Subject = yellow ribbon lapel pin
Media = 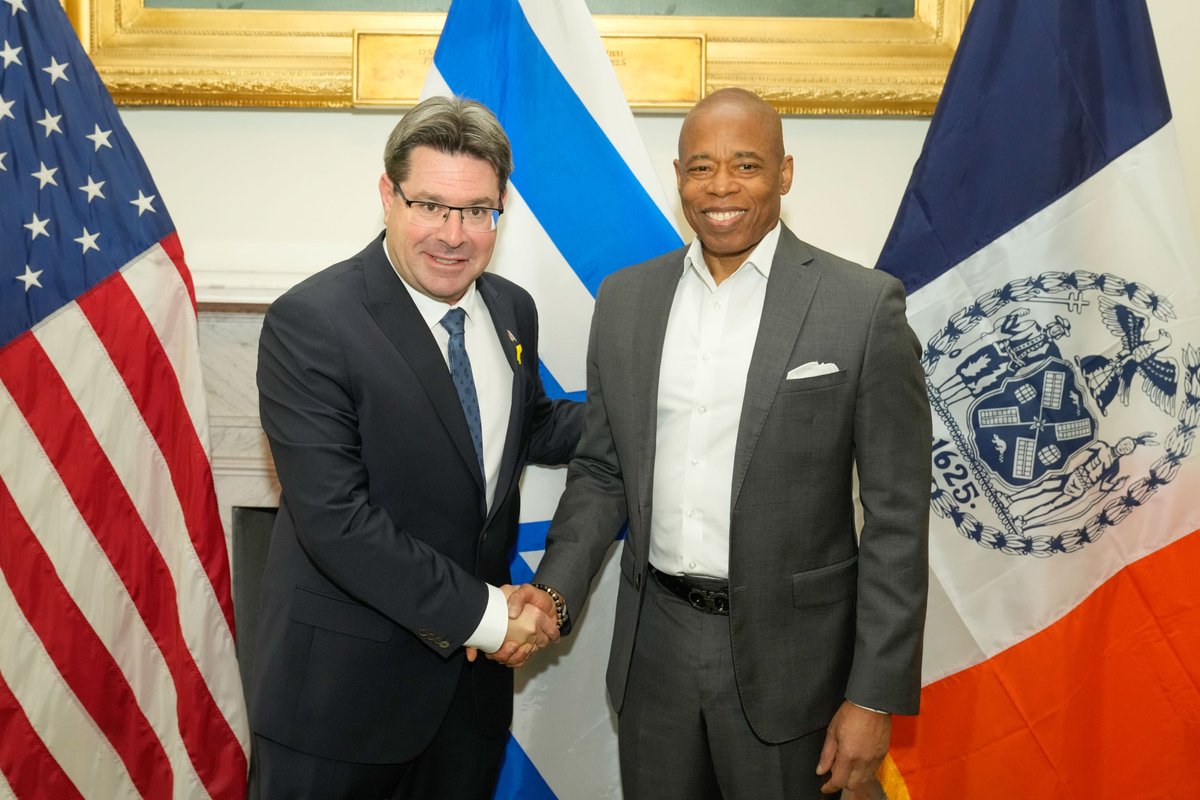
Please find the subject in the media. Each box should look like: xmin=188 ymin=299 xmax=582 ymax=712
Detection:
xmin=507 ymin=330 xmax=523 ymax=365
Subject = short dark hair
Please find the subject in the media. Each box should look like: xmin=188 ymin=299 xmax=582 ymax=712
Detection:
xmin=383 ymin=96 xmax=513 ymax=196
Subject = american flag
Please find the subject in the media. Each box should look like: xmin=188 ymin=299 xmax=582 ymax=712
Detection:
xmin=0 ymin=0 xmax=249 ymax=797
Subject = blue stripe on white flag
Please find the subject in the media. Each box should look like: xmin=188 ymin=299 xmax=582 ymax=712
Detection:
xmin=433 ymin=0 xmax=681 ymax=295
xmin=509 ymin=520 xmax=551 ymax=584
xmin=875 ymin=0 xmax=1172 ymax=294
xmin=538 ymin=361 xmax=586 ymax=404
xmin=427 ymin=3 xmax=674 ymax=798
xmin=495 ymin=738 xmax=557 ymax=800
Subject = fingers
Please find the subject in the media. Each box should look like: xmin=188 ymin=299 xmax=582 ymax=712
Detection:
xmin=525 ymin=586 xmax=557 ymax=619
xmin=819 ymin=751 xmax=853 ymax=795
xmin=527 ymin=602 xmax=560 ymax=645
xmin=816 ymin=729 xmax=837 ymax=791
xmin=484 ymin=640 xmax=528 ymax=667
xmin=526 ymin=586 xmax=561 ymax=643
xmin=502 ymin=583 xmax=531 ymax=618
xmin=816 ymin=701 xmax=891 ymax=794
xmin=465 ymin=646 xmax=478 ymax=663
xmin=484 ymin=601 xmax=554 ymax=668
xmin=505 ymin=584 xmax=557 ymax=622
xmin=483 ymin=639 xmax=540 ymax=668
xmin=503 ymin=584 xmax=560 ymax=641
xmin=481 ymin=584 xmax=566 ymax=668
xmin=849 ymin=778 xmax=888 ymax=800
xmin=500 ymin=642 xmax=536 ymax=669
xmin=838 ymin=766 xmax=881 ymax=795
xmin=509 ymin=603 xmax=551 ymax=648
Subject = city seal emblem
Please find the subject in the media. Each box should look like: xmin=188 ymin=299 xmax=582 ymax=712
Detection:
xmin=920 ymin=271 xmax=1199 ymax=556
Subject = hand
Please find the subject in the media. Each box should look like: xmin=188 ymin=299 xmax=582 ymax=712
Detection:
xmin=485 ymin=584 xmax=560 ymax=668
xmin=489 ymin=594 xmax=552 ymax=667
xmin=816 ymin=701 xmax=891 ymax=795
xmin=843 ymin=778 xmax=888 ymax=800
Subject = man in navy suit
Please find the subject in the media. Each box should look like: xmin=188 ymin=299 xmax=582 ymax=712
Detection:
xmin=249 ymin=96 xmax=582 ymax=799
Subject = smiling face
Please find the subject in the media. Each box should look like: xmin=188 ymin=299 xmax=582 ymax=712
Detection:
xmin=379 ymin=145 xmax=505 ymax=304
xmin=674 ymin=89 xmax=794 ymax=281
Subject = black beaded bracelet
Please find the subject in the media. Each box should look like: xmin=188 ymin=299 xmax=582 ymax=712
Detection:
xmin=532 ymin=583 xmax=568 ymax=630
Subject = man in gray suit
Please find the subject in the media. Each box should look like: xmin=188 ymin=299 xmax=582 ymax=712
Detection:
xmin=502 ymin=88 xmax=931 ymax=798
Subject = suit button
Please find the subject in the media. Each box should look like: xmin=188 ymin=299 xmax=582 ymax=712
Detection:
xmin=439 ymin=640 xmax=449 ymax=649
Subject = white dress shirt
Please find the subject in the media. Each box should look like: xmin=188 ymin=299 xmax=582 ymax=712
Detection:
xmin=644 ymin=229 xmax=887 ymax=717
xmin=386 ymin=243 xmax=512 ymax=652
xmin=649 ymin=223 xmax=782 ymax=580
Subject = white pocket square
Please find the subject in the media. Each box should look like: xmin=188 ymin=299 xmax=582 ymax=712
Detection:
xmin=786 ymin=361 xmax=839 ymax=380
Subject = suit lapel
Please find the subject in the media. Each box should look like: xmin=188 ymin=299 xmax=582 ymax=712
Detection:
xmin=361 ymin=235 xmax=485 ymax=495
xmin=477 ymin=274 xmax=525 ymax=528
xmin=731 ymin=227 xmax=821 ymax=509
xmin=632 ymin=251 xmax=687 ymax=534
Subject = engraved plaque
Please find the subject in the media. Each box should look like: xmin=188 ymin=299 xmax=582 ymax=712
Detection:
xmin=354 ymin=31 xmax=704 ymax=108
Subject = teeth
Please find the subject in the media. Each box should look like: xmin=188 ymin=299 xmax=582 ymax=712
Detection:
xmin=432 ymin=257 xmax=459 ymax=265
xmin=706 ymin=210 xmax=743 ymax=221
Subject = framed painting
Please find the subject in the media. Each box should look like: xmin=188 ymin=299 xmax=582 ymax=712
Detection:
xmin=65 ymin=0 xmax=971 ymax=114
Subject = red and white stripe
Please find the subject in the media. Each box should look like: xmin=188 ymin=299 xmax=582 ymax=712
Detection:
xmin=0 ymin=236 xmax=249 ymax=798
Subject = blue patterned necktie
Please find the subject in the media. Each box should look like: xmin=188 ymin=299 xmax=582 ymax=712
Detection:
xmin=440 ymin=308 xmax=485 ymax=479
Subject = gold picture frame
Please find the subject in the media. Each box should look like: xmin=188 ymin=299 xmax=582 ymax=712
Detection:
xmin=66 ymin=0 xmax=971 ymax=115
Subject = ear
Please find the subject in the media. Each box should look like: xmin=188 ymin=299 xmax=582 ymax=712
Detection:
xmin=673 ymin=159 xmax=684 ymax=192
xmin=379 ymin=173 xmax=396 ymax=213
xmin=779 ymin=155 xmax=795 ymax=196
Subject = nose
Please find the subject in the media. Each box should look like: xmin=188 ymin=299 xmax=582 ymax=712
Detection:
xmin=707 ymin=164 xmax=739 ymax=196
xmin=436 ymin=208 xmax=468 ymax=245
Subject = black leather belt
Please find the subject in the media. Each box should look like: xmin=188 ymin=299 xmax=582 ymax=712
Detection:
xmin=651 ymin=567 xmax=730 ymax=615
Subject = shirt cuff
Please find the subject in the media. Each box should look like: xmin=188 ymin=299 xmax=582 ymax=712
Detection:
xmin=464 ymin=583 xmax=507 ymax=653
xmin=849 ymin=700 xmax=889 ymax=715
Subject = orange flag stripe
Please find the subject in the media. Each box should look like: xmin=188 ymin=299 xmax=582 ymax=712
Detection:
xmin=889 ymin=528 xmax=1200 ymax=798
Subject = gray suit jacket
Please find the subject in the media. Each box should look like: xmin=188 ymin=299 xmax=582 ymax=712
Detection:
xmin=535 ymin=224 xmax=931 ymax=743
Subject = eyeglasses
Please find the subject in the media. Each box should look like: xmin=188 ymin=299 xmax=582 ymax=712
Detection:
xmin=393 ymin=184 xmax=503 ymax=232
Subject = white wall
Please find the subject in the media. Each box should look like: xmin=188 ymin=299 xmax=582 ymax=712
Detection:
xmin=120 ymin=0 xmax=1199 ymax=304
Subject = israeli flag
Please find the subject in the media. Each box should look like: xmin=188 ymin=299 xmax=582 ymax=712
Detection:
xmin=422 ymin=2 xmax=683 ymax=797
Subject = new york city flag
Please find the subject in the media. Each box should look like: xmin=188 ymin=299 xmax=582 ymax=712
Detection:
xmin=876 ymin=1 xmax=1200 ymax=796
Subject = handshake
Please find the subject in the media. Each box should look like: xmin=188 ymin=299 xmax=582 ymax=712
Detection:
xmin=465 ymin=584 xmax=563 ymax=668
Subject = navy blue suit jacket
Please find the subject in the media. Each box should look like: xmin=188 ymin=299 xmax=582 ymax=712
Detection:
xmin=250 ymin=234 xmax=581 ymax=763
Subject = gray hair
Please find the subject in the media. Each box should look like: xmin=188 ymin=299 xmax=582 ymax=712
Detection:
xmin=383 ymin=96 xmax=513 ymax=196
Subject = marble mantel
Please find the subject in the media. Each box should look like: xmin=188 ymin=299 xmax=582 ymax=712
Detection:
xmin=199 ymin=309 xmax=279 ymax=536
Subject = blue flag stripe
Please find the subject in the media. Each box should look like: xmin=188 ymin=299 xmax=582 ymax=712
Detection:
xmin=494 ymin=736 xmax=557 ymax=800
xmin=509 ymin=548 xmax=535 ymax=585
xmin=516 ymin=519 xmax=551 ymax=554
xmin=875 ymin=0 xmax=1171 ymax=294
xmin=511 ymin=521 xmax=551 ymax=583
xmin=515 ymin=517 xmax=624 ymax=574
xmin=538 ymin=360 xmax=586 ymax=403
xmin=433 ymin=0 xmax=681 ymax=296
